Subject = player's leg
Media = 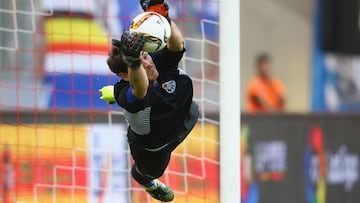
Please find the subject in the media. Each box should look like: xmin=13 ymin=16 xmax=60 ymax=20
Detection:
xmin=166 ymin=101 xmax=199 ymax=152
xmin=132 ymin=102 xmax=198 ymax=201
xmin=133 ymin=101 xmax=199 ymax=179
xmin=128 ymin=102 xmax=199 ymax=201
xmin=130 ymin=144 xmax=175 ymax=202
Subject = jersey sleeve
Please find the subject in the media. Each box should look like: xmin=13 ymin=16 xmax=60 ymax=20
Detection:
xmin=149 ymin=46 xmax=186 ymax=73
xmin=114 ymin=80 xmax=150 ymax=113
xmin=246 ymin=78 xmax=260 ymax=112
xmin=247 ymin=78 xmax=259 ymax=98
xmin=274 ymin=79 xmax=286 ymax=97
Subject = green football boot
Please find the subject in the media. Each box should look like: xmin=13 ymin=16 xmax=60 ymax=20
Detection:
xmin=144 ymin=179 xmax=174 ymax=202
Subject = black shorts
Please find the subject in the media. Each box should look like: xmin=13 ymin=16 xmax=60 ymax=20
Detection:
xmin=127 ymin=102 xmax=199 ymax=179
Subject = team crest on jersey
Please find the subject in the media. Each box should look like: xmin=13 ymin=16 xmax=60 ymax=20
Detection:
xmin=162 ymin=80 xmax=176 ymax=93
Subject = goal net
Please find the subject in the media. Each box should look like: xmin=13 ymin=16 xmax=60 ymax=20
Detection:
xmin=0 ymin=0 xmax=223 ymax=202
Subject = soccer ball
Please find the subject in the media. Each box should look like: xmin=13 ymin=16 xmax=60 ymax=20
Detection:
xmin=129 ymin=12 xmax=171 ymax=53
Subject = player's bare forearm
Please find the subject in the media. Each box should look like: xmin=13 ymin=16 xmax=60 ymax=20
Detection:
xmin=128 ymin=64 xmax=149 ymax=99
xmin=167 ymin=21 xmax=184 ymax=52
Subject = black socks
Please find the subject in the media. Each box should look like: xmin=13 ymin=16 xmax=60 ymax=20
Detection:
xmin=131 ymin=165 xmax=152 ymax=186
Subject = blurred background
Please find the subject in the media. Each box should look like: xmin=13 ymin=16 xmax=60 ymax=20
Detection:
xmin=241 ymin=0 xmax=313 ymax=112
xmin=241 ymin=1 xmax=360 ymax=203
xmin=242 ymin=0 xmax=360 ymax=113
xmin=1 ymin=0 xmax=360 ymax=202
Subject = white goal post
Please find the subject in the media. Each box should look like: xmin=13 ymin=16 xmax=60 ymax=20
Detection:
xmin=219 ymin=0 xmax=241 ymax=202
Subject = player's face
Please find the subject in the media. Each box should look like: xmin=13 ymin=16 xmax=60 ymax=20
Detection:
xmin=258 ymin=61 xmax=271 ymax=77
xmin=141 ymin=52 xmax=159 ymax=81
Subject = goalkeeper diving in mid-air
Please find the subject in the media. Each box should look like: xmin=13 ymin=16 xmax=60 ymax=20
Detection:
xmin=99 ymin=0 xmax=199 ymax=201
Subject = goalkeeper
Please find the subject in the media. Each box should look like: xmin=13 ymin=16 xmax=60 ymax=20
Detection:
xmin=99 ymin=0 xmax=199 ymax=202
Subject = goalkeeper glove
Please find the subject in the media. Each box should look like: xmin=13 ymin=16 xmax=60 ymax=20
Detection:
xmin=112 ymin=30 xmax=145 ymax=68
xmin=99 ymin=85 xmax=115 ymax=104
xmin=140 ymin=0 xmax=170 ymax=22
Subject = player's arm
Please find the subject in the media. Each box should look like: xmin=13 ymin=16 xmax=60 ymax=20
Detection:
xmin=117 ymin=31 xmax=149 ymax=99
xmin=140 ymin=0 xmax=184 ymax=51
xmin=276 ymin=80 xmax=286 ymax=111
xmin=128 ymin=64 xmax=148 ymax=99
xmin=167 ymin=22 xmax=184 ymax=52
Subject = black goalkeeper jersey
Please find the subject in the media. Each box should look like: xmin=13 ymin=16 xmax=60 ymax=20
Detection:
xmin=114 ymin=47 xmax=195 ymax=148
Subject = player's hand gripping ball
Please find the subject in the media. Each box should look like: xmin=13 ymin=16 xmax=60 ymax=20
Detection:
xmin=140 ymin=0 xmax=170 ymax=21
xmin=113 ymin=30 xmax=146 ymax=68
xmin=99 ymin=85 xmax=115 ymax=104
xmin=129 ymin=12 xmax=171 ymax=53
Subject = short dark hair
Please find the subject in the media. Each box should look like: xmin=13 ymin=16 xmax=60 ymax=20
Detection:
xmin=107 ymin=46 xmax=128 ymax=74
xmin=256 ymin=53 xmax=271 ymax=66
